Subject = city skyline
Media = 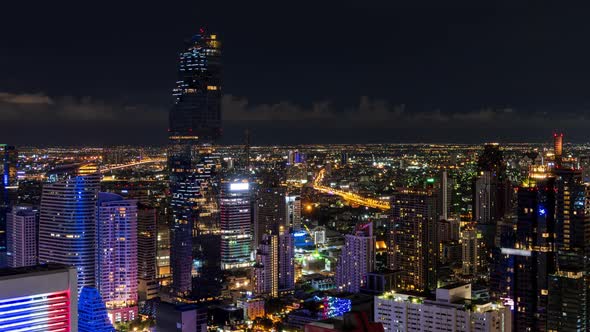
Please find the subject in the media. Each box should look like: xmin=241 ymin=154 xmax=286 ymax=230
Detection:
xmin=3 ymin=2 xmax=590 ymax=145
xmin=4 ymin=3 xmax=590 ymax=332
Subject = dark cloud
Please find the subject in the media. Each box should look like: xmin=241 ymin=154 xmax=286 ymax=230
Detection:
xmin=3 ymin=90 xmax=584 ymax=145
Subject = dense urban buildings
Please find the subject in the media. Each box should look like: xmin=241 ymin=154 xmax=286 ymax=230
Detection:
xmin=6 ymin=15 xmax=590 ymax=331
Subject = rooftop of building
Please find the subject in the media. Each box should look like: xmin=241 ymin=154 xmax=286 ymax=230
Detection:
xmin=0 ymin=263 xmax=73 ymax=279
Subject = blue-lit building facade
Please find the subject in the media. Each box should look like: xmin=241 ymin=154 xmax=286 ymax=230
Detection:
xmin=38 ymin=164 xmax=101 ymax=291
xmin=78 ymin=286 xmax=115 ymax=332
xmin=168 ymin=30 xmax=222 ymax=295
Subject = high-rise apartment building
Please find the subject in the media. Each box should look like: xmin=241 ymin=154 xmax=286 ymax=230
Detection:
xmin=38 ymin=164 xmax=100 ymax=291
xmin=95 ymin=193 xmax=138 ymax=324
xmin=7 ymin=205 xmax=38 ymax=268
xmin=169 ymin=30 xmax=221 ymax=296
xmin=279 ymin=227 xmax=295 ymax=292
xmin=0 ymin=144 xmax=18 ymax=268
xmin=388 ymin=190 xmax=438 ymax=292
xmin=335 ymin=223 xmax=375 ymax=293
xmin=254 ymin=234 xmax=279 ymax=297
xmin=138 ymin=204 xmax=158 ymax=301
xmin=461 ymin=225 xmax=486 ymax=277
xmin=286 ymin=195 xmax=302 ymax=232
xmin=220 ymin=179 xmax=252 ymax=270
xmin=474 ymin=143 xmax=510 ymax=225
xmin=0 ymin=263 xmax=78 ymax=332
xmin=254 ymin=187 xmax=286 ymax=249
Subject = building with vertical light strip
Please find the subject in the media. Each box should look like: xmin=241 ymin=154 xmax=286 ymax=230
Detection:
xmin=254 ymin=234 xmax=279 ymax=297
xmin=96 ymin=193 xmax=138 ymax=324
xmin=220 ymin=180 xmax=252 ymax=270
xmin=0 ymin=263 xmax=78 ymax=332
xmin=38 ymin=164 xmax=100 ymax=291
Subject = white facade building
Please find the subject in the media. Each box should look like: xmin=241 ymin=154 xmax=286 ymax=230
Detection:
xmin=375 ymin=283 xmax=511 ymax=332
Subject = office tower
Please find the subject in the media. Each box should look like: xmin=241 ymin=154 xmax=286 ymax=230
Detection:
xmin=95 ymin=193 xmax=138 ymax=324
xmin=78 ymin=287 xmax=115 ymax=332
xmin=287 ymin=150 xmax=304 ymax=166
xmin=340 ymin=152 xmax=349 ymax=165
xmin=388 ymin=190 xmax=438 ymax=292
xmin=220 ymin=180 xmax=252 ymax=270
xmin=157 ymin=220 xmax=172 ymax=286
xmin=0 ymin=263 xmax=78 ymax=332
xmin=137 ymin=204 xmax=158 ymax=301
xmin=474 ymin=171 xmax=495 ymax=224
xmin=474 ymin=143 xmax=510 ymax=224
xmin=335 ymin=223 xmax=375 ymax=293
xmin=374 ymin=284 xmax=512 ymax=332
xmin=553 ymin=132 xmax=563 ymax=166
xmin=461 ymin=225 xmax=485 ymax=277
xmin=253 ymin=234 xmax=279 ymax=297
xmin=286 ymin=195 xmax=302 ymax=231
xmin=7 ymin=205 xmax=38 ymax=267
xmin=278 ymin=226 xmax=295 ymax=292
xmin=491 ymin=177 xmax=557 ymax=331
xmin=38 ymin=164 xmax=100 ymax=290
xmin=169 ymin=31 xmax=221 ymax=142
xmin=0 ymin=144 xmax=18 ymax=268
xmin=547 ymin=272 xmax=586 ymax=332
xmin=439 ymin=170 xmax=453 ymax=220
xmin=253 ymin=186 xmax=286 ymax=248
xmin=552 ymin=167 xmax=588 ymax=251
xmin=169 ymin=30 xmax=221 ymax=296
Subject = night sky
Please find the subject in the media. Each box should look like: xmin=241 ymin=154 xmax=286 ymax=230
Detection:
xmin=2 ymin=1 xmax=590 ymax=145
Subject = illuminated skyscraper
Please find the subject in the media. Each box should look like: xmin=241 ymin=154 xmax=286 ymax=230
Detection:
xmin=388 ymin=190 xmax=438 ymax=292
xmin=553 ymin=132 xmax=563 ymax=166
xmin=286 ymin=195 xmax=302 ymax=232
xmin=38 ymin=164 xmax=100 ymax=291
xmin=0 ymin=144 xmax=18 ymax=268
xmin=254 ymin=234 xmax=279 ymax=297
xmin=491 ymin=177 xmax=557 ymax=331
xmin=168 ymin=30 xmax=221 ymax=296
xmin=169 ymin=30 xmax=221 ymax=142
xmin=0 ymin=263 xmax=78 ymax=332
xmin=254 ymin=186 xmax=286 ymax=248
xmin=95 ymin=193 xmax=138 ymax=324
xmin=7 ymin=206 xmax=38 ymax=268
xmin=137 ymin=204 xmax=158 ymax=301
xmin=220 ymin=180 xmax=252 ymax=270
xmin=335 ymin=223 xmax=375 ymax=293
xmin=474 ymin=143 xmax=510 ymax=225
xmin=278 ymin=226 xmax=295 ymax=293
